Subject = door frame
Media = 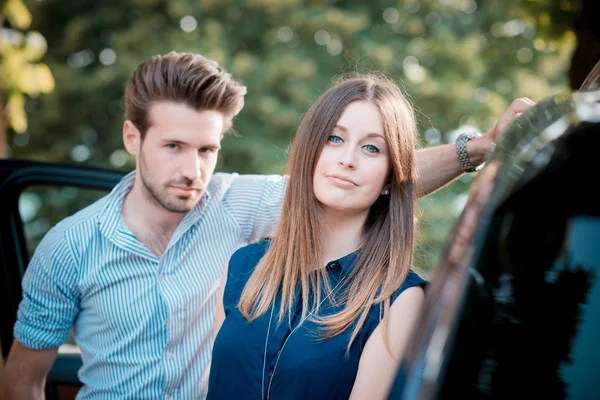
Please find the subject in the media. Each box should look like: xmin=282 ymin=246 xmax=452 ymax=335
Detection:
xmin=0 ymin=160 xmax=124 ymax=386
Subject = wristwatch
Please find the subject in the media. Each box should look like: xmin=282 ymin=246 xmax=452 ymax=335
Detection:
xmin=455 ymin=132 xmax=482 ymax=173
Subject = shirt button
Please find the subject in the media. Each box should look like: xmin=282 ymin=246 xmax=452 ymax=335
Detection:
xmin=163 ymin=319 xmax=169 ymax=326
xmin=166 ymin=396 xmax=173 ymax=400
xmin=168 ymin=352 xmax=175 ymax=360
xmin=158 ymin=274 xmax=165 ymax=281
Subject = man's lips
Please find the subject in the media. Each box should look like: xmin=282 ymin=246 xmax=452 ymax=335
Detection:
xmin=171 ymin=186 xmax=201 ymax=194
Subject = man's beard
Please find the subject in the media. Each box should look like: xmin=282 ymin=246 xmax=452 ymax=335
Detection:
xmin=138 ymin=153 xmax=202 ymax=214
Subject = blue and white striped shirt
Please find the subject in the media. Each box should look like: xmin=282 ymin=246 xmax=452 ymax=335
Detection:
xmin=14 ymin=170 xmax=287 ymax=399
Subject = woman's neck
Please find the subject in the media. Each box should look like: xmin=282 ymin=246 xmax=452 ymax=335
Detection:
xmin=320 ymin=207 xmax=368 ymax=265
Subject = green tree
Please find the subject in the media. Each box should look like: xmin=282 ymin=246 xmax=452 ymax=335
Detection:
xmin=0 ymin=0 xmax=54 ymax=157
xmin=15 ymin=0 xmax=580 ymax=270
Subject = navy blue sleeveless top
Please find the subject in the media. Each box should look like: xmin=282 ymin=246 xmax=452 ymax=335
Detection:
xmin=207 ymin=240 xmax=427 ymax=400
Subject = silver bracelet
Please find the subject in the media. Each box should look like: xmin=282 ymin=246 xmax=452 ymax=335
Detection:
xmin=455 ymin=132 xmax=482 ymax=173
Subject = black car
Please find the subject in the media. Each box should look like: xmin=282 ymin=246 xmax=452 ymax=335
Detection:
xmin=389 ymin=64 xmax=600 ymax=399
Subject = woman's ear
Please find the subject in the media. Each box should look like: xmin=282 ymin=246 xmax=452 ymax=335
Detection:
xmin=381 ymin=184 xmax=391 ymax=196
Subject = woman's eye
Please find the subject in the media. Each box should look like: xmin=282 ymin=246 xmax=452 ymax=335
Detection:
xmin=328 ymin=135 xmax=343 ymax=143
xmin=363 ymin=144 xmax=380 ymax=153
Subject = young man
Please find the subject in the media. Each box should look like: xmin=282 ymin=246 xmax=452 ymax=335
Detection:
xmin=2 ymin=51 xmax=534 ymax=399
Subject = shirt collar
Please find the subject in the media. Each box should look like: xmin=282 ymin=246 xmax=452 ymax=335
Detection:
xmin=98 ymin=170 xmax=212 ymax=241
xmin=98 ymin=170 xmax=135 ymax=239
xmin=327 ymin=250 xmax=359 ymax=276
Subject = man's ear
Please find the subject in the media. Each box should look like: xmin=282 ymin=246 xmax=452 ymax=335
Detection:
xmin=123 ymin=120 xmax=141 ymax=156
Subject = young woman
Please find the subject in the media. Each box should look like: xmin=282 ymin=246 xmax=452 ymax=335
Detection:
xmin=207 ymin=74 xmax=426 ymax=400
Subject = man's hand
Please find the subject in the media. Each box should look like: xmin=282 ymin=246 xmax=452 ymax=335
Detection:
xmin=414 ymin=97 xmax=537 ymax=197
xmin=486 ymin=97 xmax=537 ymax=144
xmin=465 ymin=97 xmax=537 ymax=169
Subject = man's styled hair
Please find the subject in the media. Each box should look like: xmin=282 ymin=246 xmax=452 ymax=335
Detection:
xmin=124 ymin=51 xmax=247 ymax=137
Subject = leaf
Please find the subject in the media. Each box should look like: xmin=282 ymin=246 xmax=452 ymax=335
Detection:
xmin=7 ymin=92 xmax=27 ymax=133
xmin=3 ymin=0 xmax=32 ymax=29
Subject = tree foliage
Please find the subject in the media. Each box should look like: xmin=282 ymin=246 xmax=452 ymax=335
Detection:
xmin=0 ymin=0 xmax=54 ymax=156
xmin=9 ymin=0 xmax=580 ymax=270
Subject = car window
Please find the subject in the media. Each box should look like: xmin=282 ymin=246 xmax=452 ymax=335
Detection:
xmin=557 ymin=216 xmax=600 ymax=399
xmin=437 ymin=213 xmax=600 ymax=399
xmin=18 ymin=184 xmax=109 ymax=353
xmin=436 ymin=131 xmax=600 ymax=398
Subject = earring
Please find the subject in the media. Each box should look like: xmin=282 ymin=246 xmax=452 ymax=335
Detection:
xmin=382 ymin=189 xmax=390 ymax=195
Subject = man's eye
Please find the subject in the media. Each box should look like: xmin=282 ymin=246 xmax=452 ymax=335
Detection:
xmin=199 ymin=148 xmax=215 ymax=154
xmin=166 ymin=144 xmax=179 ymax=150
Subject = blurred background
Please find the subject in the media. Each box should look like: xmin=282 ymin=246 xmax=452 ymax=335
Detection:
xmin=1 ymin=0 xmax=597 ymax=272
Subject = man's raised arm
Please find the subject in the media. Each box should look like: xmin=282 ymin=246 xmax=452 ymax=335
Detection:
xmin=415 ymin=97 xmax=536 ymax=197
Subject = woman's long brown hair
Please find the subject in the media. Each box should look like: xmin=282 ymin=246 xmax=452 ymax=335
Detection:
xmin=238 ymin=74 xmax=418 ymax=352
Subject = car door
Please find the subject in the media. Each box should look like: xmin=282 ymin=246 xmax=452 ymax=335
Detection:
xmin=0 ymin=159 xmax=124 ymax=399
xmin=389 ymin=74 xmax=600 ymax=398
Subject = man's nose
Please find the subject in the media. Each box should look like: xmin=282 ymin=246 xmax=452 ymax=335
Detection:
xmin=180 ymin=153 xmax=202 ymax=181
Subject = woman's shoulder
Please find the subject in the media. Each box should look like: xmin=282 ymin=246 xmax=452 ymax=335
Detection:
xmin=391 ymin=270 xmax=428 ymax=303
xmin=223 ymin=240 xmax=271 ymax=309
xmin=359 ymin=270 xmax=428 ymax=347
xmin=230 ymin=239 xmax=271 ymax=265
xmin=227 ymin=239 xmax=271 ymax=281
